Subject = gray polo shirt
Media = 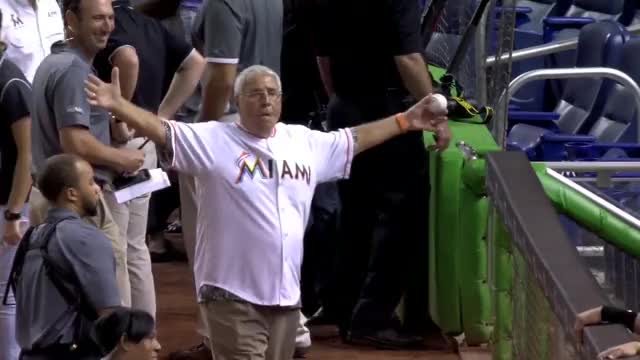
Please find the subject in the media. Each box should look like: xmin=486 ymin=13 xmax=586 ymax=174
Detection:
xmin=15 ymin=208 xmax=120 ymax=350
xmin=31 ymin=42 xmax=114 ymax=183
xmin=192 ymin=0 xmax=283 ymax=75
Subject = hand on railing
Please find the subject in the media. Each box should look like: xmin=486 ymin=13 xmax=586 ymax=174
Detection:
xmin=575 ymin=306 xmax=603 ymax=342
xmin=598 ymin=342 xmax=640 ymax=359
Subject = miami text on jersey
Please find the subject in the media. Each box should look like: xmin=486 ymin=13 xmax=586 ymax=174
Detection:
xmin=235 ymin=151 xmax=311 ymax=185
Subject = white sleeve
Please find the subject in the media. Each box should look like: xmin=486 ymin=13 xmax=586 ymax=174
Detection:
xmin=162 ymin=120 xmax=217 ymax=175
xmin=308 ymin=128 xmax=355 ymax=183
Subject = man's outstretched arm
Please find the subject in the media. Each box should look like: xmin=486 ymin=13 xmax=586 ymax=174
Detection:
xmin=350 ymin=97 xmax=448 ymax=155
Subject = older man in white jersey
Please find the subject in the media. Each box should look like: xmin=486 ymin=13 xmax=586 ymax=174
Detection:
xmin=84 ymin=64 xmax=449 ymax=360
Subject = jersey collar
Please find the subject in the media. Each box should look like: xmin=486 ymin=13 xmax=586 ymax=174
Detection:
xmin=234 ymin=122 xmax=278 ymax=139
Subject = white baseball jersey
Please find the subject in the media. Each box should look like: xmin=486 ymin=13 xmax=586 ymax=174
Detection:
xmin=165 ymin=120 xmax=354 ymax=306
xmin=0 ymin=0 xmax=64 ymax=82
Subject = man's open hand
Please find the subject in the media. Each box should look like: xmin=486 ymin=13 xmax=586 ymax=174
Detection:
xmin=575 ymin=306 xmax=603 ymax=342
xmin=404 ymin=94 xmax=448 ymax=133
xmin=85 ymin=67 xmax=122 ymax=112
xmin=3 ymin=220 xmax=22 ymax=246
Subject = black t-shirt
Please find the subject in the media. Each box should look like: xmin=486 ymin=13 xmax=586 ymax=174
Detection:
xmin=94 ymin=0 xmax=193 ymax=112
xmin=0 ymin=53 xmax=31 ymax=205
xmin=313 ymin=0 xmax=423 ymax=98
xmin=281 ymin=0 xmax=326 ymax=125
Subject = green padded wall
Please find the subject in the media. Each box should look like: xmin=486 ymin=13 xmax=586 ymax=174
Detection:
xmin=424 ymin=121 xmax=499 ymax=344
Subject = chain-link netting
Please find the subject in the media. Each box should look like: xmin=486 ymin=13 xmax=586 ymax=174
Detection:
xmin=511 ymin=248 xmax=578 ymax=360
xmin=566 ymin=180 xmax=640 ymax=312
xmin=488 ymin=154 xmax=640 ymax=360
xmin=423 ymin=0 xmax=486 ymax=98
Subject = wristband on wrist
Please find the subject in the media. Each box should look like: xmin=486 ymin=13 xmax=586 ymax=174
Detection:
xmin=601 ymin=305 xmax=638 ymax=331
xmin=4 ymin=210 xmax=20 ymax=221
xmin=395 ymin=113 xmax=409 ymax=133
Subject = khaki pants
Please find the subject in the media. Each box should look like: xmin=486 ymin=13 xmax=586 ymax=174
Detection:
xmin=29 ymin=187 xmax=126 ymax=305
xmin=200 ymin=300 xmax=299 ymax=360
xmin=102 ymin=138 xmax=158 ymax=316
xmin=103 ymin=192 xmax=156 ymax=315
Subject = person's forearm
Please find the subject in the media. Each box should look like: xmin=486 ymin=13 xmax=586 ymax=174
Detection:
xmin=110 ymin=97 xmax=167 ymax=147
xmin=351 ymin=115 xmax=404 ymax=155
xmin=111 ymin=48 xmax=139 ymax=101
xmin=317 ymin=56 xmax=334 ymax=97
xmin=199 ymin=63 xmax=236 ymax=121
xmin=6 ymin=153 xmax=32 ymax=213
xmin=394 ymin=53 xmax=433 ymax=100
xmin=158 ymin=52 xmax=205 ymax=119
xmin=61 ymin=131 xmax=130 ymax=172
xmin=111 ymin=117 xmax=133 ymax=144
xmin=116 ymin=62 xmax=138 ymax=101
xmin=200 ymin=79 xmax=233 ymax=121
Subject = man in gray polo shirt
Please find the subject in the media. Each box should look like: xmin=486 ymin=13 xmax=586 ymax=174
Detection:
xmin=14 ymin=154 xmax=120 ymax=359
xmin=170 ymin=1 xmax=285 ymax=359
xmin=192 ymin=0 xmax=282 ymax=121
xmin=30 ymin=0 xmax=145 ymax=307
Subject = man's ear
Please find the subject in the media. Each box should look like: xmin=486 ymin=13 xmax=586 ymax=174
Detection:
xmin=119 ymin=336 xmax=132 ymax=351
xmin=64 ymin=10 xmax=79 ymax=34
xmin=65 ymin=187 xmax=79 ymax=203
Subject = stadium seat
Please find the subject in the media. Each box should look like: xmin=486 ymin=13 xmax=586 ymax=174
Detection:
xmin=536 ymin=37 xmax=640 ymax=160
xmin=515 ymin=0 xmax=572 ymax=32
xmin=506 ymin=21 xmax=628 ymax=160
xmin=544 ymin=0 xmax=626 ymax=42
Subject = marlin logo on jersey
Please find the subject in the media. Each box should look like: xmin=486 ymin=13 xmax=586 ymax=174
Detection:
xmin=235 ymin=151 xmax=311 ymax=185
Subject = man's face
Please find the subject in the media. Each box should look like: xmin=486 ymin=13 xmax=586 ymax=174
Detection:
xmin=237 ymin=74 xmax=282 ymax=135
xmin=72 ymin=161 xmax=100 ymax=217
xmin=68 ymin=0 xmax=114 ymax=54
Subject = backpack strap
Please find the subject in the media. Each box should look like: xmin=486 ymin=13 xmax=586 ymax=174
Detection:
xmin=3 ymin=225 xmax=37 ymax=306
xmin=39 ymin=220 xmax=99 ymax=321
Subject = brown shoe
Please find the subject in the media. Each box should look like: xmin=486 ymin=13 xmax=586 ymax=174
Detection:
xmin=168 ymin=342 xmax=212 ymax=360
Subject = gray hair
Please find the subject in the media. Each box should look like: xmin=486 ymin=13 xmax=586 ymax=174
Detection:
xmin=233 ymin=65 xmax=282 ymax=96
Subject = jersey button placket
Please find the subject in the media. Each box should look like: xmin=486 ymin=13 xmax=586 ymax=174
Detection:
xmin=271 ymin=139 xmax=287 ymax=303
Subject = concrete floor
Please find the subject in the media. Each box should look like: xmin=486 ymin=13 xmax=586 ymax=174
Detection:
xmin=154 ymin=262 xmax=461 ymax=360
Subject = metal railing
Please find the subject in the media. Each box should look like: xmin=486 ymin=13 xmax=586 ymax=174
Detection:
xmin=486 ymin=23 xmax=640 ymax=66
xmin=543 ymin=162 xmax=640 ymax=172
xmin=546 ymin=168 xmax=640 ymax=231
xmin=487 ymin=151 xmax=640 ymax=360
xmin=493 ymin=67 xmax=640 ymax=148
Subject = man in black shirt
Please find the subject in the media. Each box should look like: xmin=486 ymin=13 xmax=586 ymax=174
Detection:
xmin=0 ymin=9 xmax=33 ymax=358
xmin=313 ymin=0 xmax=451 ymax=349
xmin=92 ymin=0 xmax=204 ymax=321
xmin=94 ymin=0 xmax=203 ymax=118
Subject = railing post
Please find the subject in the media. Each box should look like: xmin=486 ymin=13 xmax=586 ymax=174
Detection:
xmin=485 ymin=23 xmax=640 ymax=66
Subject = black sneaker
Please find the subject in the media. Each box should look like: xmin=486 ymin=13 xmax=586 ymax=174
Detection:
xmin=347 ymin=327 xmax=426 ymax=350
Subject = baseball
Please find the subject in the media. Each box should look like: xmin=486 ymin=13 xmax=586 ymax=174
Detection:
xmin=427 ymin=93 xmax=448 ymax=114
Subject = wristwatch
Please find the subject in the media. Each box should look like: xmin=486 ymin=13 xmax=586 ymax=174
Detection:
xmin=4 ymin=210 xmax=21 ymax=221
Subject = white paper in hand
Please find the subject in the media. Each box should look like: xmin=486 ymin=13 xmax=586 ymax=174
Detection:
xmin=113 ymin=168 xmax=171 ymax=204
